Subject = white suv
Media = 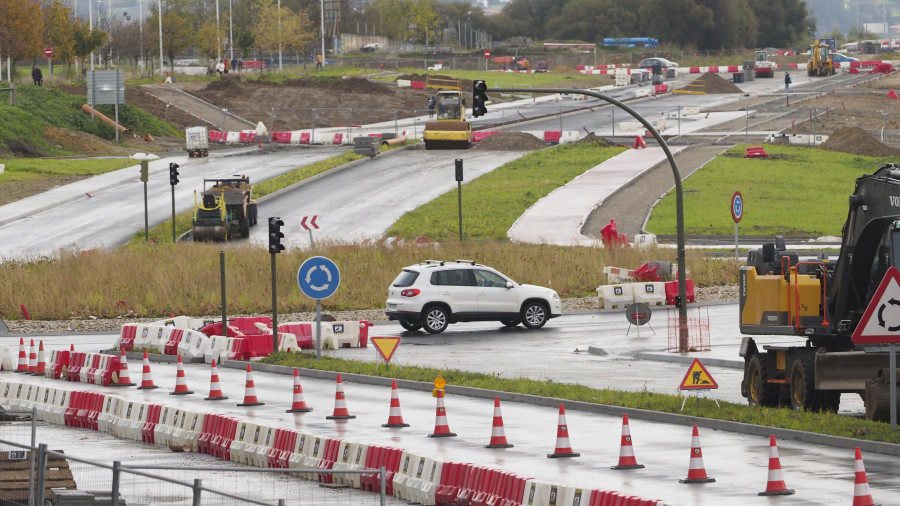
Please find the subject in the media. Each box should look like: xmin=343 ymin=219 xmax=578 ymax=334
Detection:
xmin=385 ymin=260 xmax=562 ymax=334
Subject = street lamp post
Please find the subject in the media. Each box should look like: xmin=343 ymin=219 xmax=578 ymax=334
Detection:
xmin=320 ymin=0 xmax=325 ymax=69
xmin=215 ymin=0 xmax=221 ymax=62
xmin=229 ymin=0 xmax=233 ymax=60
xmin=158 ymin=0 xmax=164 ymax=76
xmin=278 ymin=0 xmax=283 ymax=71
xmin=89 ymin=0 xmax=94 ymax=70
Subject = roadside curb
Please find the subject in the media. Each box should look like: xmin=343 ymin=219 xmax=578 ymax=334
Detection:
xmin=226 ymin=359 xmax=900 ymax=457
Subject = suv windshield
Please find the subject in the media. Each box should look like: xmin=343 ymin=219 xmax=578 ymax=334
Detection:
xmin=392 ymin=270 xmax=419 ymax=287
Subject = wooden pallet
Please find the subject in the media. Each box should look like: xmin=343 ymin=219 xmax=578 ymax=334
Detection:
xmin=0 ymin=450 xmax=77 ymax=504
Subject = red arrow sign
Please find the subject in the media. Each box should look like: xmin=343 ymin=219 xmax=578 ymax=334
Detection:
xmin=300 ymin=215 xmax=319 ymax=230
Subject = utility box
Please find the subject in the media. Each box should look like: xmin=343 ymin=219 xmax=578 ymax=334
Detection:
xmin=185 ymin=126 xmax=209 ymax=158
xmin=353 ymin=136 xmax=378 ymax=157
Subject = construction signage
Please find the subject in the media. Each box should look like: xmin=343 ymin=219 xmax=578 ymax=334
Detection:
xmin=852 ymin=266 xmax=900 ymax=344
xmin=371 ymin=336 xmax=401 ymax=363
xmin=679 ymin=359 xmax=718 ymax=390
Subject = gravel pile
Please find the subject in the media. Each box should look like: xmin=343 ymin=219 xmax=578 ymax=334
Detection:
xmin=2 ymin=285 xmax=738 ymax=335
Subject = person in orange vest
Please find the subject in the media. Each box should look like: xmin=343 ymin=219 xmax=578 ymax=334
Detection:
xmin=223 ymin=58 xmax=230 ymax=74
xmin=316 ymin=53 xmax=323 ymax=70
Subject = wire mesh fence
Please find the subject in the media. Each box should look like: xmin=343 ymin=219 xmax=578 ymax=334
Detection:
xmin=0 ymin=422 xmax=392 ymax=506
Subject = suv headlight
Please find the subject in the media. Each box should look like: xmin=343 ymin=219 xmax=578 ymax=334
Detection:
xmin=550 ymin=291 xmax=560 ymax=300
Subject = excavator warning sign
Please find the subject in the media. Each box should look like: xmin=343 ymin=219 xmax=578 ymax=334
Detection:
xmin=371 ymin=337 xmax=401 ymax=363
xmin=679 ymin=359 xmax=718 ymax=390
xmin=852 ymin=266 xmax=900 ymax=344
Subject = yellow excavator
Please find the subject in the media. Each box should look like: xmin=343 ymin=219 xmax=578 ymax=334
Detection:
xmin=807 ymin=39 xmax=836 ymax=76
xmin=423 ymin=75 xmax=472 ymax=150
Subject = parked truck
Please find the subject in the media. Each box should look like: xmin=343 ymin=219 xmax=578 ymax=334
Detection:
xmin=191 ymin=176 xmax=258 ymax=241
xmin=740 ymin=164 xmax=900 ymax=421
xmin=186 ymin=126 xmax=209 ymax=158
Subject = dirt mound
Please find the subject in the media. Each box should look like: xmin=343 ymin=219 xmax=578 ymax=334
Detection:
xmin=680 ymin=72 xmax=743 ymax=94
xmin=471 ymin=131 xmax=548 ymax=151
xmin=820 ymin=126 xmax=900 ymax=157
xmin=578 ymin=133 xmax=615 ymax=147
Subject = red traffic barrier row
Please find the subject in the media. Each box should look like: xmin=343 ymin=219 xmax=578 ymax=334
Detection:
xmin=47 ymin=350 xmax=120 ymax=387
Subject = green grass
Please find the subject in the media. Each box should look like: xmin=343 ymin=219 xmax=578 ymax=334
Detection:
xmin=646 ymin=144 xmax=900 ymax=236
xmin=0 ymin=158 xmax=136 ymax=182
xmin=387 ymin=143 xmax=625 ymax=241
xmin=261 ymin=351 xmax=900 ymax=444
xmin=0 ymin=85 xmax=179 ymax=156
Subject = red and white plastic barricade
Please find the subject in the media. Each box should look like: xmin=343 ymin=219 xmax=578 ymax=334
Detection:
xmin=204 ymin=335 xmax=230 ymax=364
xmin=141 ymin=404 xmax=163 ymax=443
xmin=664 ymin=279 xmax=695 ymax=305
xmin=78 ymin=353 xmax=98 ymax=383
xmin=118 ymin=323 xmax=138 ymax=351
xmin=278 ymin=323 xmax=313 ymax=349
xmin=47 ymin=350 xmax=68 ymax=379
xmin=224 ymin=337 xmax=249 ymax=360
xmin=164 ymin=329 xmax=185 ymax=355
xmin=405 ymin=456 xmax=441 ymax=504
xmin=238 ymin=131 xmax=257 ymax=143
xmin=229 ymin=421 xmax=259 ymax=463
xmin=330 ymin=440 xmax=363 ymax=485
xmin=178 ymin=329 xmax=211 ymax=359
xmin=132 ymin=325 xmax=152 ymax=350
xmin=208 ymin=130 xmax=226 ymax=143
xmin=248 ymin=426 xmax=277 ymax=468
xmin=224 ymin=131 xmax=241 ymax=144
xmin=47 ymin=389 xmax=70 ymax=426
xmin=271 ymin=132 xmax=292 ymax=143
xmin=170 ymin=410 xmax=205 ymax=451
xmin=392 ymin=451 xmax=423 ymax=500
xmin=97 ymin=395 xmax=122 ymax=434
xmin=632 ymin=282 xmax=666 ymax=306
xmin=153 ymin=406 xmax=180 ymax=447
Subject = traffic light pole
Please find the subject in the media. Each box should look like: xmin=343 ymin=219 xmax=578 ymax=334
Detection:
xmin=271 ymin=252 xmax=278 ymax=354
xmin=171 ymin=184 xmax=176 ymax=243
xmin=488 ymin=86 xmax=689 ymax=351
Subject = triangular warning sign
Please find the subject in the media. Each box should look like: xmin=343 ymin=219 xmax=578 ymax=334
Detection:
xmin=371 ymin=337 xmax=401 ymax=363
xmin=852 ymin=266 xmax=900 ymax=344
xmin=680 ymin=359 xmax=718 ymax=390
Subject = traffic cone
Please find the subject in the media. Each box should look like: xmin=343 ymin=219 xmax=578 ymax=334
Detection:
xmin=286 ymin=368 xmax=313 ymax=412
xmin=485 ymin=398 xmax=513 ymax=448
xmin=852 ymin=447 xmax=879 ymax=506
xmin=204 ymin=359 xmax=228 ymax=400
xmin=679 ymin=425 xmax=715 ymax=483
xmin=758 ymin=435 xmax=795 ymax=496
xmin=611 ymin=413 xmax=644 ymax=469
xmin=326 ymin=373 xmax=355 ymax=419
xmin=26 ymin=339 xmax=37 ymax=374
xmin=169 ymin=355 xmax=193 ymax=395
xmin=15 ymin=338 xmax=27 ymax=373
xmin=136 ymin=350 xmax=158 ymax=390
xmin=428 ymin=389 xmax=456 ymax=437
xmin=632 ymin=135 xmax=646 ymax=149
xmin=113 ymin=349 xmax=135 ymax=387
xmin=888 ymin=89 xmax=898 ymax=99
xmin=382 ymin=380 xmax=409 ymax=427
xmin=33 ymin=341 xmax=46 ymax=376
xmin=547 ymin=404 xmax=579 ymax=458
xmin=237 ymin=363 xmax=265 ymax=406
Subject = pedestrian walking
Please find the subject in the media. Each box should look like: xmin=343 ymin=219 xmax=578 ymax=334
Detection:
xmin=231 ymin=58 xmax=238 ymax=74
xmin=427 ymin=96 xmax=436 ymax=117
xmin=32 ymin=65 xmax=42 ymax=86
xmin=316 ymin=53 xmax=323 ymax=70
xmin=784 ymin=72 xmax=792 ymax=93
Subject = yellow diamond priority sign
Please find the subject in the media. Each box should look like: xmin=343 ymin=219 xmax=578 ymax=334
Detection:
xmin=679 ymin=358 xmax=718 ymax=390
xmin=371 ymin=337 xmax=401 ymax=364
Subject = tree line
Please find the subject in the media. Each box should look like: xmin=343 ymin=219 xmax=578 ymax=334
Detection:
xmin=0 ymin=0 xmax=812 ymax=76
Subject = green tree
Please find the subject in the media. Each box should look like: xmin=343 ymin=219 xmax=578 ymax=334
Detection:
xmin=72 ymin=21 xmax=107 ymax=72
xmin=0 ymin=0 xmax=44 ymax=71
xmin=42 ymin=0 xmax=76 ymax=68
xmin=750 ymin=0 xmax=809 ymax=47
xmin=148 ymin=0 xmax=196 ymax=74
xmin=545 ymin=0 xmax=639 ymax=43
xmin=196 ymin=21 xmax=222 ymax=62
xmin=641 ymin=0 xmax=714 ymax=48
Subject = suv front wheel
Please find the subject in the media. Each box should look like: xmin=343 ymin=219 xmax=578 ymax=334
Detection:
xmin=521 ymin=301 xmax=548 ymax=329
xmin=422 ymin=306 xmax=450 ymax=334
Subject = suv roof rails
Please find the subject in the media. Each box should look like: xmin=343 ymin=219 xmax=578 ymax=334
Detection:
xmin=423 ymin=259 xmax=445 ymax=266
xmin=455 ymin=259 xmax=476 ymax=265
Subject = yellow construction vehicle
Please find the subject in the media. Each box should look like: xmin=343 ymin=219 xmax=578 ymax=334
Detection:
xmin=192 ymin=176 xmax=257 ymax=241
xmin=739 ymin=164 xmax=900 ymax=420
xmin=423 ymin=75 xmax=472 ymax=150
xmin=807 ymin=39 xmax=836 ymax=76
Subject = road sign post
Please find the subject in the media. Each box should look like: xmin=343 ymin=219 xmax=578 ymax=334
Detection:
xmin=679 ymin=358 xmax=720 ymax=412
xmin=731 ymin=191 xmax=743 ymax=260
xmin=455 ymin=159 xmax=463 ymax=241
xmin=298 ymin=256 xmax=341 ymax=360
xmin=625 ymin=302 xmax=654 ymax=338
xmin=44 ymin=47 xmax=52 ymax=76
xmin=301 ymin=215 xmax=319 ymax=246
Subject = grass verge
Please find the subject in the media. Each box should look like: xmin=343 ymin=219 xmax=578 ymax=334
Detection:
xmin=387 ymin=143 xmax=626 ymax=241
xmin=261 ymin=351 xmax=900 ymax=444
xmin=646 ymin=144 xmax=900 ymax=236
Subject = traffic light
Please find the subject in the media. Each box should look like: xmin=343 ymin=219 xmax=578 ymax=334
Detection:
xmin=472 ymin=80 xmax=487 ymax=117
xmin=268 ymin=217 xmax=285 ymax=254
xmin=139 ymin=161 xmax=148 ymax=182
xmin=455 ymin=159 xmax=463 ymax=182
xmin=168 ymin=162 xmax=180 ymax=186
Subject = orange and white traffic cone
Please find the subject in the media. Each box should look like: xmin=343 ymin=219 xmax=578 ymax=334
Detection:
xmin=382 ymin=380 xmax=409 ymax=427
xmin=758 ymin=435 xmax=795 ymax=496
xmin=852 ymin=447 xmax=878 ymax=506
xmin=679 ymin=425 xmax=715 ymax=483
xmin=548 ymin=404 xmax=579 ymax=458
xmin=33 ymin=341 xmax=46 ymax=376
xmin=113 ymin=349 xmax=135 ymax=387
xmin=15 ymin=338 xmax=27 ymax=373
xmin=204 ymin=359 xmax=228 ymax=400
xmin=286 ymin=368 xmax=312 ymax=413
xmin=237 ymin=363 xmax=265 ymax=406
xmin=169 ymin=355 xmax=193 ymax=395
xmin=427 ymin=389 xmax=456 ymax=437
xmin=485 ymin=397 xmax=513 ymax=448
xmin=612 ymin=413 xmax=644 ymax=469
xmin=326 ymin=373 xmax=355 ymax=419
xmin=26 ymin=339 xmax=37 ymax=374
xmin=137 ymin=350 xmax=158 ymax=390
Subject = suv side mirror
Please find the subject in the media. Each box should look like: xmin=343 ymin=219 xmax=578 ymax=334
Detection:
xmin=506 ymin=281 xmax=514 ymax=289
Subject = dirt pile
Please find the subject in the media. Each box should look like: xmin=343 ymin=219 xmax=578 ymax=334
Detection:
xmin=679 ymin=72 xmax=744 ymax=94
xmin=472 ymin=131 xmax=548 ymax=151
xmin=578 ymin=133 xmax=615 ymax=147
xmin=820 ymin=126 xmax=900 ymax=157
